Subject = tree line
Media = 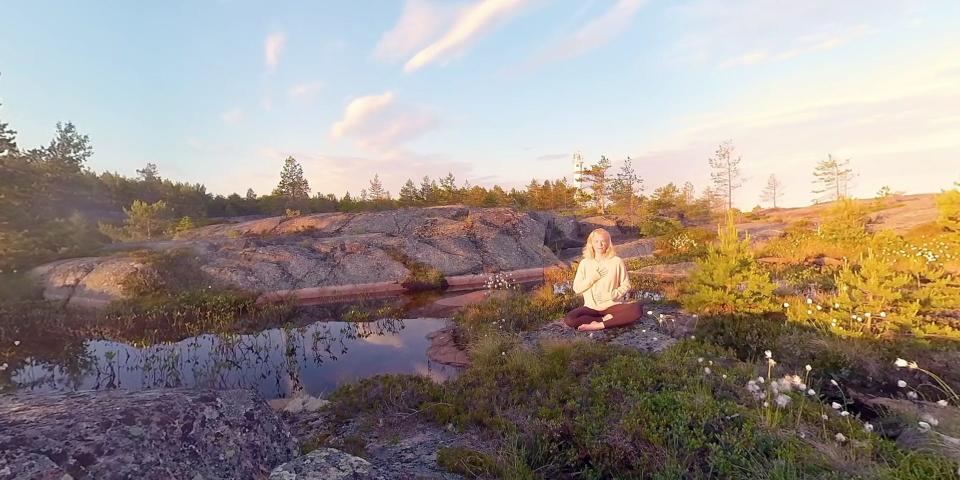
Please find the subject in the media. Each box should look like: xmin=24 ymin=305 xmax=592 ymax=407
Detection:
xmin=1 ymin=105 xmax=869 ymax=271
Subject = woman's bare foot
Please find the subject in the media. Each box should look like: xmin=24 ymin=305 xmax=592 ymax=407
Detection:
xmin=578 ymin=321 xmax=605 ymax=331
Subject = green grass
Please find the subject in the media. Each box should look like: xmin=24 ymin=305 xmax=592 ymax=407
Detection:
xmin=327 ymin=337 xmax=959 ymax=478
xmin=452 ymin=285 xmax=580 ymax=344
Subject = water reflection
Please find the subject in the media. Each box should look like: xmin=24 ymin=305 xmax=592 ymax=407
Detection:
xmin=6 ymin=318 xmax=457 ymax=399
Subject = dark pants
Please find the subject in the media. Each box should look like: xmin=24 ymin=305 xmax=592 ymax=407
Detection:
xmin=563 ymin=302 xmax=643 ymax=329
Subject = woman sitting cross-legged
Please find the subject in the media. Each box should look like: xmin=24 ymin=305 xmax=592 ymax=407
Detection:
xmin=563 ymin=228 xmax=643 ymax=331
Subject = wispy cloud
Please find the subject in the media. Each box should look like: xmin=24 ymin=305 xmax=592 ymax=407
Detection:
xmin=330 ymin=92 xmax=438 ymax=154
xmin=265 ymin=32 xmax=286 ymax=72
xmin=375 ymin=0 xmax=464 ymax=62
xmin=631 ymin=48 xmax=960 ymax=207
xmin=666 ymin=0 xmax=905 ymax=69
xmin=536 ymin=152 xmax=569 ymax=161
xmin=535 ymin=0 xmax=647 ymax=65
xmin=718 ymin=24 xmax=873 ymax=69
xmin=220 ymin=108 xmax=244 ymax=125
xmin=403 ymin=0 xmax=537 ymax=73
xmin=288 ymin=82 xmax=324 ymax=101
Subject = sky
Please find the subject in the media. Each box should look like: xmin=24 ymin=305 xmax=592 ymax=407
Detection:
xmin=1 ymin=0 xmax=959 ymax=208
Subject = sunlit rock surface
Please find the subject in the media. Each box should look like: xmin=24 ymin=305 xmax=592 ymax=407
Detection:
xmin=30 ymin=207 xmax=568 ymax=307
xmin=269 ymin=448 xmax=383 ymax=480
xmin=0 ymin=388 xmax=296 ymax=479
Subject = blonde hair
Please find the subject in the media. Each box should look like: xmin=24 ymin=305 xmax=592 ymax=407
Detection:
xmin=582 ymin=228 xmax=617 ymax=260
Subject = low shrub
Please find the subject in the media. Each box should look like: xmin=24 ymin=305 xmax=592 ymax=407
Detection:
xmin=437 ymin=447 xmax=501 ymax=479
xmin=680 ymin=215 xmax=778 ymax=315
xmin=453 ymin=286 xmax=579 ymax=344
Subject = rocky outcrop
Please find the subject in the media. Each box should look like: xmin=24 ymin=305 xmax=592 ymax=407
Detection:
xmin=269 ymin=448 xmax=382 ymax=480
xmin=634 ymin=261 xmax=697 ymax=280
xmin=0 ymin=388 xmax=297 ymax=479
xmin=30 ymin=207 xmax=569 ymax=307
xmin=520 ymin=307 xmax=681 ymax=354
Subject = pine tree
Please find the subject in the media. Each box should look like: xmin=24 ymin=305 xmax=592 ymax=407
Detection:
xmin=577 ymin=156 xmax=612 ymax=214
xmin=419 ymin=175 xmax=436 ymax=205
xmin=399 ymin=179 xmax=419 ymax=206
xmin=0 ymin=103 xmax=18 ymax=158
xmin=273 ymin=156 xmax=311 ymax=198
xmin=936 ymin=186 xmax=960 ymax=234
xmin=368 ymin=174 xmax=387 ymax=200
xmin=835 ymin=251 xmax=914 ymax=335
xmin=610 ymin=157 xmax=642 ymax=215
xmin=137 ymin=163 xmax=160 ymax=182
xmin=760 ymin=174 xmax=784 ymax=208
xmin=245 ymin=188 xmax=257 ymax=200
xmin=439 ymin=172 xmax=457 ymax=204
xmin=708 ymin=140 xmax=741 ymax=211
xmin=680 ymin=212 xmax=777 ymax=315
xmin=99 ymin=200 xmax=172 ymax=241
xmin=812 ymin=154 xmax=853 ymax=203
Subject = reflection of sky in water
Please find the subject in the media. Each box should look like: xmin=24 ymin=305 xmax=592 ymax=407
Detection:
xmin=9 ymin=318 xmax=457 ymax=399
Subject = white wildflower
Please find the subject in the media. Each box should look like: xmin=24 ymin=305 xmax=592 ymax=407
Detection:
xmin=775 ymin=394 xmax=791 ymax=407
xmin=921 ymin=414 xmax=939 ymax=426
xmin=722 ymin=374 xmax=727 ymax=379
xmin=897 ymin=380 xmax=907 ymax=388
xmin=918 ymin=421 xmax=931 ymax=430
xmin=805 ymin=365 xmax=812 ymax=372
xmin=763 ymin=401 xmax=769 ymax=408
xmin=764 ymin=350 xmax=772 ymax=359
xmin=831 ymin=402 xmax=842 ymax=410
xmin=704 ymin=367 xmax=711 ymax=375
xmin=937 ymin=400 xmax=949 ymax=407
xmin=840 ymin=411 xmax=850 ymax=417
xmin=830 ymin=379 xmax=838 ymax=387
xmin=807 ymin=389 xmax=816 ymax=396
xmin=894 ymin=358 xmax=909 ymax=368
xmin=907 ymin=391 xmax=918 ymax=400
xmin=698 ymin=357 xmax=704 ymax=363
xmin=13 ymin=341 xmax=19 ymax=346
xmin=783 ymin=302 xmax=790 ymax=308
xmin=835 ymin=433 xmax=847 ymax=442
xmin=821 ymin=414 xmax=829 ymax=420
xmin=864 ymin=423 xmax=874 ymax=432
xmin=757 ymin=376 xmax=765 ymax=383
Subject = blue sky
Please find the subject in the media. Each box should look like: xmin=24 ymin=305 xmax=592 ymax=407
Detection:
xmin=2 ymin=0 xmax=959 ymax=208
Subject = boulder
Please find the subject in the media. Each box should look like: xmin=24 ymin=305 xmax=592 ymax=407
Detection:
xmin=31 ymin=208 xmax=565 ymax=307
xmin=615 ymin=239 xmax=656 ymax=259
xmin=578 ymin=216 xmax=625 ymax=239
xmin=269 ymin=448 xmax=382 ymax=480
xmin=0 ymin=388 xmax=297 ymax=479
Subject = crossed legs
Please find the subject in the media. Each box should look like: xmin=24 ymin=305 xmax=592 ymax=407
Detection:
xmin=563 ymin=302 xmax=643 ymax=330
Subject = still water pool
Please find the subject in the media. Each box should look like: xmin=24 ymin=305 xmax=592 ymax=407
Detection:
xmin=5 ymin=317 xmax=457 ymax=399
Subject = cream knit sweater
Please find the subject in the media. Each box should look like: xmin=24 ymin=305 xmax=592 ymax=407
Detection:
xmin=572 ymin=255 xmax=631 ymax=310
